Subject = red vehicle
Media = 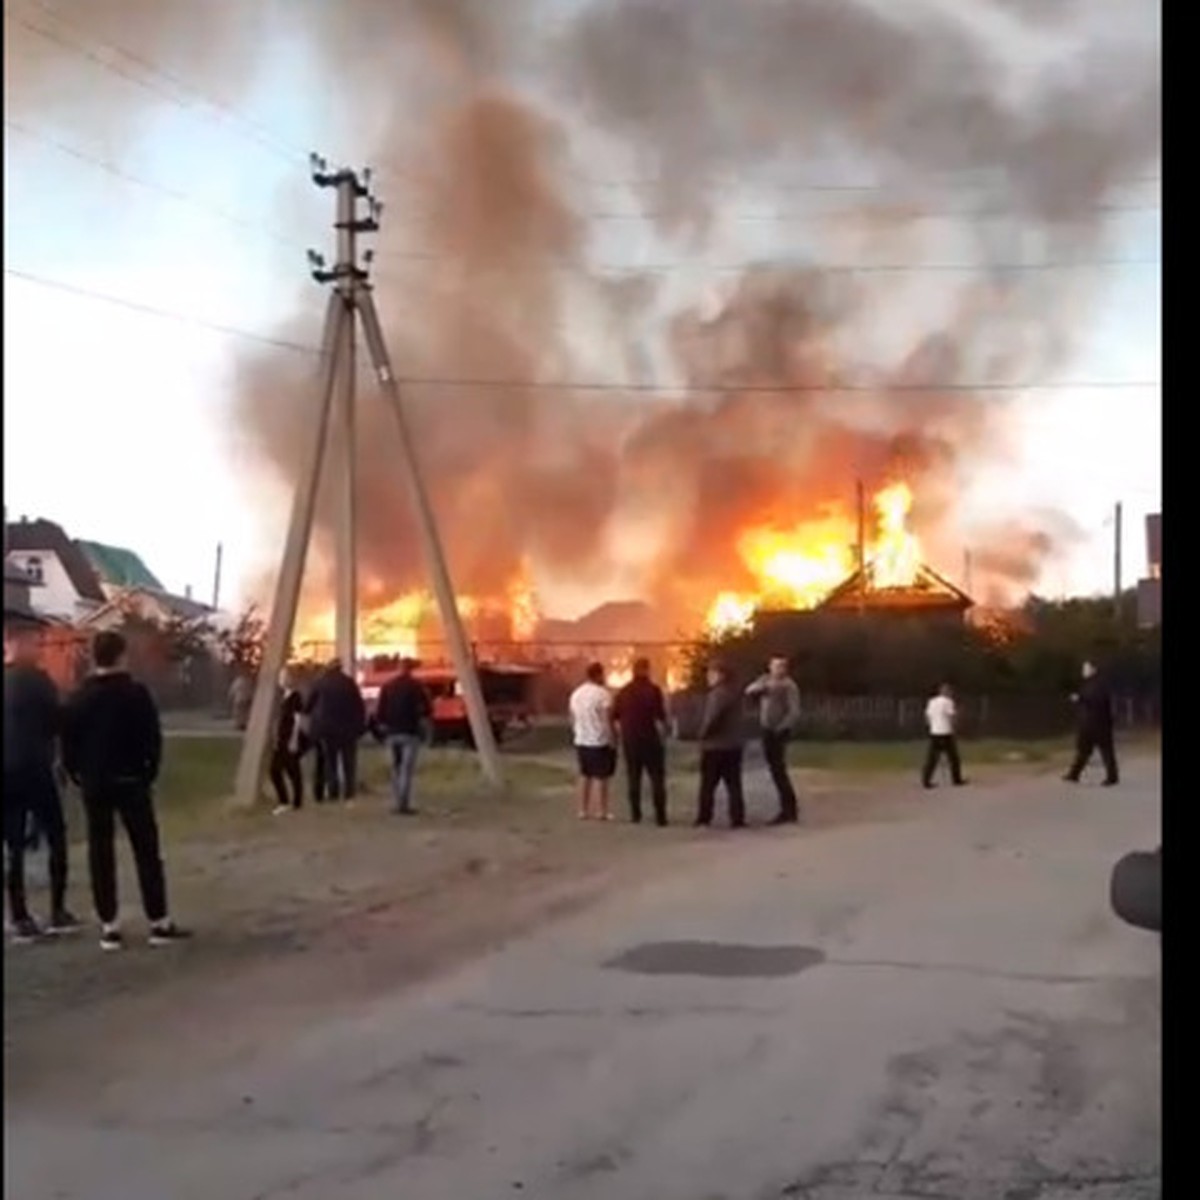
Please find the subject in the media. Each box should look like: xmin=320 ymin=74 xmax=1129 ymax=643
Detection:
xmin=359 ymin=657 xmax=537 ymax=746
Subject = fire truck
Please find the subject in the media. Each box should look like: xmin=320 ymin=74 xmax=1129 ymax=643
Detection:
xmin=357 ymin=656 xmax=537 ymax=746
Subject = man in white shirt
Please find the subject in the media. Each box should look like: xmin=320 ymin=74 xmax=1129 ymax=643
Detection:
xmin=568 ymin=662 xmax=616 ymax=820
xmin=922 ymin=683 xmax=966 ymax=788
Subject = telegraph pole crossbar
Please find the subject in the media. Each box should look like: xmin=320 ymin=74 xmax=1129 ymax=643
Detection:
xmin=233 ymin=156 xmax=505 ymax=808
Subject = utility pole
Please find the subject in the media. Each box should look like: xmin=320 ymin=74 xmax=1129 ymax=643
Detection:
xmin=963 ymin=548 xmax=973 ymax=597
xmin=333 ymin=173 xmax=358 ymax=669
xmin=1113 ymin=500 xmax=1123 ymax=619
xmin=233 ymin=156 xmax=505 ymax=808
xmin=211 ymin=542 xmax=224 ymax=611
xmin=855 ymin=479 xmax=867 ymax=615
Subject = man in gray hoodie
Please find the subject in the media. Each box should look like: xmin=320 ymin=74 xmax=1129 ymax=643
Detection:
xmin=745 ymin=656 xmax=802 ymax=824
xmin=695 ymin=662 xmax=746 ymax=829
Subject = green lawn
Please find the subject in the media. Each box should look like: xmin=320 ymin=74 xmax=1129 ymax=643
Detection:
xmin=144 ymin=729 xmax=1160 ymax=829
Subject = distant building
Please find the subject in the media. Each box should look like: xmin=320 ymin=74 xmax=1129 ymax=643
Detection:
xmin=816 ymin=561 xmax=974 ymax=626
xmin=4 ymin=517 xmax=106 ymax=622
xmin=77 ymin=539 xmax=165 ymax=597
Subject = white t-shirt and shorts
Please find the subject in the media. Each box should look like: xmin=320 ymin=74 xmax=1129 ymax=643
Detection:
xmin=569 ymin=682 xmax=616 ymax=780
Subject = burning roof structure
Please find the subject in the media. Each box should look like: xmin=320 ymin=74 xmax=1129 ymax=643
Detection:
xmin=819 ymin=562 xmax=973 ymax=618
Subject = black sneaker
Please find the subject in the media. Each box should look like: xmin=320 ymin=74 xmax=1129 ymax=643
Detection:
xmin=148 ymin=922 xmax=192 ymax=947
xmin=769 ymin=813 xmax=800 ymax=826
xmin=9 ymin=917 xmax=42 ymax=945
xmin=100 ymin=928 xmax=124 ymax=952
xmin=47 ymin=910 xmax=83 ymax=936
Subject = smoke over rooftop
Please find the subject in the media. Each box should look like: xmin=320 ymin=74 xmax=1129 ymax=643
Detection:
xmin=19 ymin=0 xmax=1158 ymax=619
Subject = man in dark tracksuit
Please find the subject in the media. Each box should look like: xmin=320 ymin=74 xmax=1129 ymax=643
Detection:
xmin=62 ymin=630 xmax=188 ymax=951
xmin=3 ymin=620 xmax=77 ymax=943
xmin=695 ymin=662 xmax=746 ymax=829
xmin=308 ymin=658 xmax=366 ymax=801
xmin=1063 ymin=660 xmax=1119 ymax=786
xmin=613 ymin=658 xmax=670 ymax=826
xmin=269 ymin=669 xmax=307 ymax=813
xmin=745 ymin=656 xmax=802 ymax=825
xmin=373 ymin=658 xmax=432 ymax=815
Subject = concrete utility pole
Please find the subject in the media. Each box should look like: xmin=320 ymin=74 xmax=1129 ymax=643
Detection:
xmin=232 ymin=156 xmax=505 ymax=808
xmin=962 ymin=548 xmax=973 ymax=598
xmin=211 ymin=542 xmax=224 ymax=611
xmin=1113 ymin=501 xmax=1123 ymax=618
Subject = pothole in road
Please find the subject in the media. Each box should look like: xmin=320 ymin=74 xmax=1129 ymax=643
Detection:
xmin=604 ymin=941 xmax=826 ymax=979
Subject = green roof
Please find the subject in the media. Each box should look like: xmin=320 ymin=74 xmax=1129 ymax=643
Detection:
xmin=77 ymin=540 xmax=164 ymax=591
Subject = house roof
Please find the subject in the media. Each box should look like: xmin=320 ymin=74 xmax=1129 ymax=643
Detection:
xmin=83 ymin=586 xmax=215 ymax=628
xmin=77 ymin=540 xmax=164 ymax=591
xmin=819 ymin=562 xmax=974 ymax=611
xmin=4 ymin=518 xmax=106 ymax=603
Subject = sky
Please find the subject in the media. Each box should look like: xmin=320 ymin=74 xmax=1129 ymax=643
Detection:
xmin=2 ymin=1 xmax=1161 ymax=613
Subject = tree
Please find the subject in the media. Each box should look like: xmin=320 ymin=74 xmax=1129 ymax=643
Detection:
xmin=217 ymin=605 xmax=267 ymax=674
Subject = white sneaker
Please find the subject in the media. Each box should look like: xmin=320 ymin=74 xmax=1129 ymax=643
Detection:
xmin=272 ymin=805 xmax=291 ymax=816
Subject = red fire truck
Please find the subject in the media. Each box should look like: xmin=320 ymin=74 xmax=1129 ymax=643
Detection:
xmin=358 ymin=657 xmax=537 ymax=746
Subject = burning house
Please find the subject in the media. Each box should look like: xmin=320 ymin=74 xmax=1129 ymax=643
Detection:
xmin=817 ymin=562 xmax=973 ymax=624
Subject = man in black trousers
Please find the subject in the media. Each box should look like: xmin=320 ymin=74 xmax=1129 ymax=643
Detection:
xmin=745 ymin=655 xmax=802 ymax=824
xmin=613 ymin=657 xmax=670 ymax=826
xmin=307 ymin=657 xmax=367 ymax=802
xmin=3 ymin=617 xmax=78 ymax=943
xmin=1064 ymin=660 xmax=1119 ymax=786
xmin=695 ymin=662 xmax=746 ymax=829
xmin=63 ymin=630 xmax=188 ymax=951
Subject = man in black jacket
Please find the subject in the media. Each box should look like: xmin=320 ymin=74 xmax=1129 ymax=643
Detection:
xmin=1064 ymin=660 xmax=1119 ymax=786
xmin=373 ymin=658 xmax=432 ymax=815
xmin=613 ymin=658 xmax=670 ymax=826
xmin=270 ymin=668 xmax=308 ymax=814
xmin=308 ymin=658 xmax=366 ymax=802
xmin=3 ymin=619 xmax=77 ymax=943
xmin=62 ymin=630 xmax=188 ymax=951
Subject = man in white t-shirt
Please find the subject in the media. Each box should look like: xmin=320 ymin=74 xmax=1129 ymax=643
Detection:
xmin=921 ymin=683 xmax=966 ymax=788
xmin=568 ymin=662 xmax=616 ymax=820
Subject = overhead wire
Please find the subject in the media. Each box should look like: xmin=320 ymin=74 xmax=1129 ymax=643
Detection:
xmin=4 ymin=266 xmax=1161 ymax=396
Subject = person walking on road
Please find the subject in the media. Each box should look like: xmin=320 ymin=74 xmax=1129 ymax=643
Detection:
xmin=374 ymin=658 xmax=432 ymax=816
xmin=695 ymin=662 xmax=746 ymax=829
xmin=3 ymin=619 xmax=78 ymax=943
xmin=62 ymin=631 xmax=188 ymax=951
xmin=745 ymin=655 xmax=802 ymax=825
xmin=569 ymin=662 xmax=617 ymax=821
xmin=1064 ymin=660 xmax=1119 ymax=786
xmin=269 ymin=668 xmax=307 ymax=814
xmin=613 ymin=657 xmax=670 ymax=826
xmin=922 ymin=683 xmax=966 ymax=788
xmin=308 ymin=658 xmax=367 ymax=802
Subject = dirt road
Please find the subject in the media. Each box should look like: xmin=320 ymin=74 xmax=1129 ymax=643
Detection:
xmin=5 ymin=759 xmax=1160 ymax=1199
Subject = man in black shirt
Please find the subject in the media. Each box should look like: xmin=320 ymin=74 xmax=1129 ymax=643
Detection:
xmin=62 ymin=630 xmax=189 ymax=951
xmin=373 ymin=658 xmax=432 ymax=815
xmin=308 ymin=658 xmax=367 ymax=801
xmin=3 ymin=619 xmax=77 ymax=943
xmin=1064 ymin=660 xmax=1119 ymax=786
xmin=613 ymin=658 xmax=670 ymax=826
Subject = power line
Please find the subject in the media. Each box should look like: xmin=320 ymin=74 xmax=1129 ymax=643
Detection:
xmin=8 ymin=2 xmax=1162 ymax=212
xmin=4 ymin=267 xmax=1161 ymax=396
xmin=4 ymin=118 xmax=310 ymax=253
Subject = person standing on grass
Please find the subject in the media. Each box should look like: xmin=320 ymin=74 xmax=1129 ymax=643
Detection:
xmin=269 ymin=668 xmax=308 ymax=815
xmin=695 ymin=662 xmax=747 ymax=829
xmin=613 ymin=657 xmax=670 ymax=826
xmin=1064 ymin=660 xmax=1119 ymax=786
xmin=569 ymin=662 xmax=617 ymax=821
xmin=61 ymin=630 xmax=188 ymax=951
xmin=921 ymin=682 xmax=966 ymax=789
xmin=308 ymin=657 xmax=367 ymax=802
xmin=374 ymin=658 xmax=432 ymax=816
xmin=745 ymin=655 xmax=802 ymax=825
xmin=3 ymin=619 xmax=78 ymax=944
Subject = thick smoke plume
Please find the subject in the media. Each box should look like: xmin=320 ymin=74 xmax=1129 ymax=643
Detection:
xmin=77 ymin=0 xmax=1155 ymax=619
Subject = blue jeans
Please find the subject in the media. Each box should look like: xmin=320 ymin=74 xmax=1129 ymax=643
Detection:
xmin=387 ymin=734 xmax=422 ymax=813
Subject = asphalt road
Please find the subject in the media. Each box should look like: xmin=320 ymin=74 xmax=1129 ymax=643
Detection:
xmin=6 ymin=759 xmax=1161 ymax=1200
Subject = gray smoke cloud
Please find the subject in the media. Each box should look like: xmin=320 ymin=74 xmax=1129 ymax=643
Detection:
xmin=10 ymin=0 xmax=1160 ymax=619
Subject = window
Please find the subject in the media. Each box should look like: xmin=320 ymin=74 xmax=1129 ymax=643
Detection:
xmin=24 ymin=556 xmax=44 ymax=584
